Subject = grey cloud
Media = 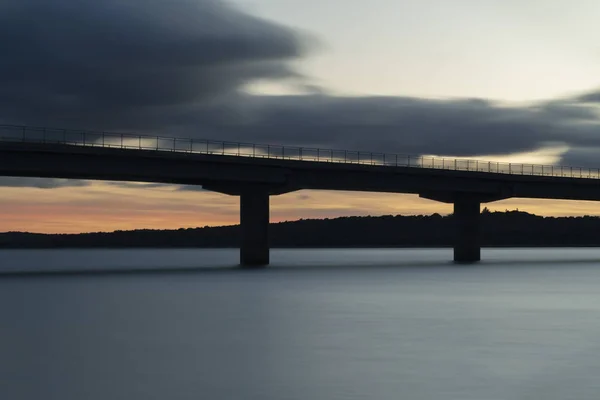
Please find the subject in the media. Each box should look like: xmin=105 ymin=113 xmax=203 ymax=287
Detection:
xmin=103 ymin=182 xmax=177 ymax=190
xmin=556 ymin=146 xmax=600 ymax=168
xmin=177 ymin=186 xmax=207 ymax=192
xmin=3 ymin=0 xmax=600 ymax=187
xmin=0 ymin=0 xmax=306 ymax=129
xmin=163 ymin=94 xmax=599 ymax=160
xmin=576 ymin=90 xmax=600 ymax=103
xmin=0 ymin=177 xmax=89 ymax=189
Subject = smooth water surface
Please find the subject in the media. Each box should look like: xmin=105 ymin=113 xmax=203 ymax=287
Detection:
xmin=2 ymin=248 xmax=600 ymax=399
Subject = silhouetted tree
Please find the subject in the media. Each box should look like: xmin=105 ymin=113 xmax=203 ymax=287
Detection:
xmin=3 ymin=211 xmax=600 ymax=248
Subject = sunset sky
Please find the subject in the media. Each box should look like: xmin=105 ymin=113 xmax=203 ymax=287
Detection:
xmin=3 ymin=0 xmax=600 ymax=233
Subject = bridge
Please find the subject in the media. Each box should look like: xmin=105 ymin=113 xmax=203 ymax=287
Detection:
xmin=1 ymin=124 xmax=600 ymax=266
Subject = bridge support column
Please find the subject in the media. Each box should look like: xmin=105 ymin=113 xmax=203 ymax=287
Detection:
xmin=454 ymin=197 xmax=480 ymax=263
xmin=240 ymin=187 xmax=270 ymax=267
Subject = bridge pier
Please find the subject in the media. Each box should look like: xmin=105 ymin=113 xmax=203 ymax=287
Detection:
xmin=453 ymin=197 xmax=481 ymax=263
xmin=240 ymin=187 xmax=270 ymax=267
xmin=205 ymin=183 xmax=295 ymax=268
xmin=420 ymin=192 xmax=508 ymax=264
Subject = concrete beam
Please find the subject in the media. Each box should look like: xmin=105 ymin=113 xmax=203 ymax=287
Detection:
xmin=420 ymin=191 xmax=509 ymax=204
xmin=453 ymin=196 xmax=481 ymax=263
xmin=240 ymin=187 xmax=270 ymax=267
xmin=203 ymin=182 xmax=297 ymax=196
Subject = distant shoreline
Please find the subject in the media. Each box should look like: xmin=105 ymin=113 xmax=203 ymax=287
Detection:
xmin=4 ymin=210 xmax=600 ymax=248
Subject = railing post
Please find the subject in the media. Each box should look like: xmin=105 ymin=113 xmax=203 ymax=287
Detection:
xmin=509 ymin=163 xmax=512 ymax=174
xmin=239 ymin=143 xmax=241 ymax=157
xmin=299 ymin=147 xmax=302 ymax=160
xmin=395 ymin=154 xmax=398 ymax=166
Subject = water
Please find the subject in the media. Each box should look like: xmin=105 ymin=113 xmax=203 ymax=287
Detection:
xmin=3 ymin=248 xmax=600 ymax=400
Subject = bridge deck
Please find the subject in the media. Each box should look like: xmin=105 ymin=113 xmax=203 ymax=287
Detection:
xmin=1 ymin=124 xmax=597 ymax=180
xmin=1 ymin=124 xmax=600 ymax=202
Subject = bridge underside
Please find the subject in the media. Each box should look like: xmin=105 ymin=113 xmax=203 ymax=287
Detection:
xmin=203 ymin=183 xmax=293 ymax=266
xmin=204 ymin=183 xmax=508 ymax=267
xmin=421 ymin=192 xmax=508 ymax=263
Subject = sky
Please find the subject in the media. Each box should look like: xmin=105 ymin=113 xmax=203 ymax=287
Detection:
xmin=2 ymin=0 xmax=600 ymax=233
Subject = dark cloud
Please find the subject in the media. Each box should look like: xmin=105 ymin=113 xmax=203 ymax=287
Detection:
xmin=103 ymin=182 xmax=176 ymax=190
xmin=145 ymin=94 xmax=600 ymax=162
xmin=0 ymin=177 xmax=89 ymax=189
xmin=0 ymin=0 xmax=306 ymax=129
xmin=3 ymin=0 xmax=600 ymax=194
xmin=195 ymin=95 xmax=560 ymax=156
xmin=556 ymin=146 xmax=600 ymax=168
xmin=177 ymin=186 xmax=207 ymax=192
xmin=576 ymin=90 xmax=600 ymax=103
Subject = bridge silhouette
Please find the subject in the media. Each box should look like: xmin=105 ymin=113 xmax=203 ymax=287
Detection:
xmin=2 ymin=124 xmax=599 ymax=266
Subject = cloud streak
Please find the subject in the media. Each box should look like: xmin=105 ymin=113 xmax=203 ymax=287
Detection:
xmin=0 ymin=177 xmax=89 ymax=189
xmin=0 ymin=0 xmax=306 ymax=129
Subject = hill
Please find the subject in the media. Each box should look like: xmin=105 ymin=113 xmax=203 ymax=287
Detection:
xmin=1 ymin=209 xmax=600 ymax=248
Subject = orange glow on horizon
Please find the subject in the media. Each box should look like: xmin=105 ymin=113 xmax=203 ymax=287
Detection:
xmin=1 ymin=182 xmax=600 ymax=234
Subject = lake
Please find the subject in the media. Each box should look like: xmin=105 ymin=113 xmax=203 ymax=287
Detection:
xmin=2 ymin=248 xmax=600 ymax=399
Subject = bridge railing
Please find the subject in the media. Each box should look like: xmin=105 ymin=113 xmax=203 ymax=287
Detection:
xmin=1 ymin=124 xmax=598 ymax=179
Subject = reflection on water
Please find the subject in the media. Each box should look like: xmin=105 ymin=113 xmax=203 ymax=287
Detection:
xmin=2 ymin=248 xmax=600 ymax=400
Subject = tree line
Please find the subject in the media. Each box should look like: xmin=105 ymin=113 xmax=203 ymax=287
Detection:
xmin=1 ymin=209 xmax=599 ymax=248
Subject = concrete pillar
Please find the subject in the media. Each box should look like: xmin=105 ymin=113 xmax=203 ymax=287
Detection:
xmin=453 ymin=197 xmax=481 ymax=263
xmin=240 ymin=187 xmax=270 ymax=267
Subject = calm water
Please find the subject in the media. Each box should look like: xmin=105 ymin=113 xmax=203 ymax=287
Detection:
xmin=3 ymin=248 xmax=600 ymax=400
